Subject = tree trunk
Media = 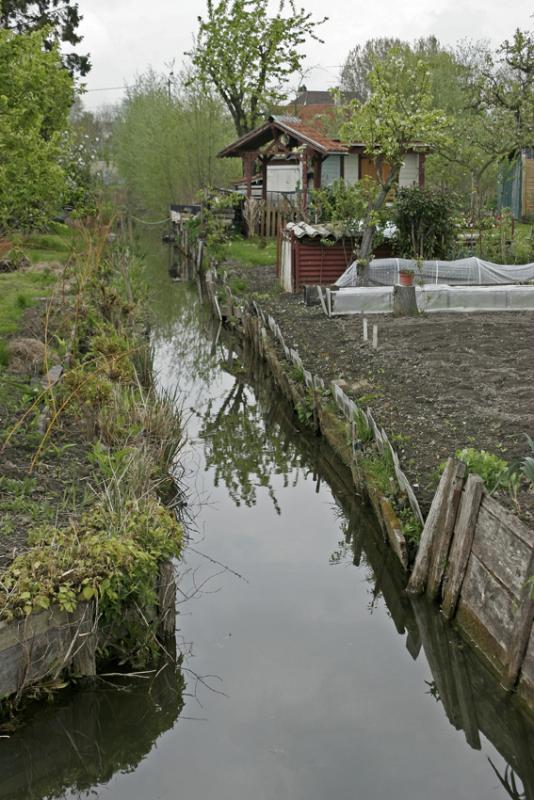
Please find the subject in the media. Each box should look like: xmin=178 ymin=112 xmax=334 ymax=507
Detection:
xmin=356 ymin=165 xmax=401 ymax=286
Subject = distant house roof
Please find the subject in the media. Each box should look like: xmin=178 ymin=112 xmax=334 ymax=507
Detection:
xmin=218 ymin=114 xmax=352 ymax=159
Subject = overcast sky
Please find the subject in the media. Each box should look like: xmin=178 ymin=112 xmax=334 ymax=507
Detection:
xmin=78 ymin=0 xmax=532 ymax=110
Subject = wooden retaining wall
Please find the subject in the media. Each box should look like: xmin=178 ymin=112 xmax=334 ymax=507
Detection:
xmin=0 ymin=561 xmax=176 ymax=705
xmin=409 ymin=461 xmax=534 ymax=713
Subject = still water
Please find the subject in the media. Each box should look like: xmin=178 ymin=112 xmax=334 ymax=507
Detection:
xmin=2 ymin=241 xmax=533 ymax=800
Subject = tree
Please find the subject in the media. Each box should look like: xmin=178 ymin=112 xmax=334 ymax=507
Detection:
xmin=340 ymin=36 xmax=447 ymax=103
xmin=0 ymin=0 xmax=90 ymax=75
xmin=340 ymin=37 xmax=406 ymax=102
xmin=113 ymin=68 xmax=237 ymax=212
xmin=480 ymin=26 xmax=534 ymax=156
xmin=338 ymin=49 xmax=450 ymax=280
xmin=0 ymin=27 xmax=75 ymax=231
xmin=189 ymin=0 xmax=327 ymax=136
xmin=426 ymin=28 xmax=534 ymax=216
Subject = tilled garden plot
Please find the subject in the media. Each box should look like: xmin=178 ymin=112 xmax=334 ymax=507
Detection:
xmin=227 ymin=262 xmax=534 ymax=523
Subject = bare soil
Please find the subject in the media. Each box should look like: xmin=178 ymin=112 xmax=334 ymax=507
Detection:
xmin=227 ymin=262 xmax=534 ymax=523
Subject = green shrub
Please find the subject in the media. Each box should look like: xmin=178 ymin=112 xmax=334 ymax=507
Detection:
xmin=455 ymin=447 xmax=509 ymax=492
xmin=393 ymin=186 xmax=459 ymax=259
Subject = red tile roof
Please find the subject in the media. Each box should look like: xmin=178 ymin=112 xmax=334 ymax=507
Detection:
xmin=275 ymin=116 xmax=348 ymax=154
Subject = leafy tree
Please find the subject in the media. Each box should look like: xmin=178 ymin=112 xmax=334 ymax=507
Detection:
xmin=340 ymin=37 xmax=406 ymax=102
xmin=0 ymin=0 xmax=90 ymax=75
xmin=338 ymin=49 xmax=450 ymax=279
xmin=113 ymin=69 xmax=238 ymax=213
xmin=481 ymin=26 xmax=534 ymax=153
xmin=340 ymin=36 xmax=449 ymax=103
xmin=0 ymin=27 xmax=75 ymax=231
xmin=189 ymin=0 xmax=327 ymax=136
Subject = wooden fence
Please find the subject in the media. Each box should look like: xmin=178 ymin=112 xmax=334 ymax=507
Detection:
xmin=408 ymin=460 xmax=534 ymax=711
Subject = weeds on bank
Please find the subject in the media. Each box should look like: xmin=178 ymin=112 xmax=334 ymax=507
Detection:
xmin=0 ymin=217 xmax=184 ymax=668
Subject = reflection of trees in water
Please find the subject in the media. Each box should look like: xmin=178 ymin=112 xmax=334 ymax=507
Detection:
xmin=489 ymin=762 xmax=526 ymax=800
xmin=0 ymin=658 xmax=184 ymax=800
xmin=153 ymin=298 xmax=221 ymax=391
xmin=198 ymin=377 xmax=309 ymax=513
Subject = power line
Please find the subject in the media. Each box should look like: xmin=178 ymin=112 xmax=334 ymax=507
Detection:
xmin=85 ymin=85 xmax=128 ymax=93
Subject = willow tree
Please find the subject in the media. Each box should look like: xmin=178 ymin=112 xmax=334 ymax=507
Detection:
xmin=338 ymin=49 xmax=450 ymax=282
xmin=189 ymin=0 xmax=327 ymax=136
xmin=113 ymin=69 xmax=237 ymax=213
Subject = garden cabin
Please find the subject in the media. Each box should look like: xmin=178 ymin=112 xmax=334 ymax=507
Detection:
xmin=497 ymin=150 xmax=534 ymax=219
xmin=218 ymin=115 xmax=426 ymax=205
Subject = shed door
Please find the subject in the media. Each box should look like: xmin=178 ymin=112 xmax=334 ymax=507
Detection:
xmin=360 ymin=156 xmax=392 ymax=184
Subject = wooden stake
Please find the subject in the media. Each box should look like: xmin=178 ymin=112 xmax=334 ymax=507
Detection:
xmin=372 ymin=324 xmax=378 ymax=349
xmin=363 ymin=317 xmax=368 ymax=341
xmin=426 ymin=460 xmax=466 ymax=601
xmin=408 ymin=458 xmax=456 ymax=595
xmin=442 ymin=474 xmax=484 ymax=621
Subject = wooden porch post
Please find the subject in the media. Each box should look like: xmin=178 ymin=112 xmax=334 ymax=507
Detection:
xmin=243 ymin=153 xmax=255 ymax=200
xmin=301 ymin=149 xmax=309 ymax=209
xmin=261 ymin=157 xmax=268 ymax=202
xmin=313 ymin=155 xmax=322 ymax=190
xmin=418 ymin=153 xmax=426 ymax=188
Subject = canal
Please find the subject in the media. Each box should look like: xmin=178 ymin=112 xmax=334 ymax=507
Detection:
xmin=2 ymin=239 xmax=533 ymax=800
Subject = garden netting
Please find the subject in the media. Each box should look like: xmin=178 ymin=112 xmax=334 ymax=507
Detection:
xmin=335 ymin=257 xmax=534 ymax=287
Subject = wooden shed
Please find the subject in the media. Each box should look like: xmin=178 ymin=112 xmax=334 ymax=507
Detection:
xmin=497 ymin=150 xmax=534 ymax=219
xmin=278 ymin=222 xmax=393 ymax=292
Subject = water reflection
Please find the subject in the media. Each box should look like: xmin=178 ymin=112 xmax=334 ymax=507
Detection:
xmin=198 ymin=373 xmax=308 ymax=513
xmin=2 ymin=243 xmax=533 ymax=800
xmin=0 ymin=657 xmax=184 ymax=800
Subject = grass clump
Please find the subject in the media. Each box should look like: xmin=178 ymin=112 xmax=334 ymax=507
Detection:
xmin=0 ymin=270 xmax=56 ymax=337
xmin=361 ymin=449 xmax=396 ymax=497
xmin=220 ymin=237 xmax=276 ymax=267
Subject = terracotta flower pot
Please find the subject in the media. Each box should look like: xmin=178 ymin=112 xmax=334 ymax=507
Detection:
xmin=399 ymin=270 xmax=414 ymax=286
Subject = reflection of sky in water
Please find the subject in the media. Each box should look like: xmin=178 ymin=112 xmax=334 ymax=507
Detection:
xmin=2 ymin=244 xmax=531 ymax=800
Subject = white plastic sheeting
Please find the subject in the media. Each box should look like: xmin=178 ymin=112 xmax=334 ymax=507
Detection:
xmin=335 ymin=257 xmax=534 ymax=288
xmin=329 ymin=284 xmax=534 ymax=315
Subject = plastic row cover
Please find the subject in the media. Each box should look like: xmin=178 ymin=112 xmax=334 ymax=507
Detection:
xmin=335 ymin=257 xmax=534 ymax=288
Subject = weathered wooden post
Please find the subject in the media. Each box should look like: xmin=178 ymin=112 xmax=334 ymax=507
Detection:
xmin=158 ymin=561 xmax=176 ymax=639
xmin=442 ymin=474 xmax=484 ymax=620
xmin=407 ymin=458 xmax=466 ymax=596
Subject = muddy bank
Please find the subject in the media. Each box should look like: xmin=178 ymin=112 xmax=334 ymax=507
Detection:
xmin=225 ymin=262 xmax=534 ymax=521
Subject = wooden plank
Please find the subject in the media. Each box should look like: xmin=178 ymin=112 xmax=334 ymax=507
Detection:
xmin=379 ymin=496 xmax=408 ymax=570
xmin=426 ymin=460 xmax=466 ymax=601
xmin=158 ymin=560 xmax=177 ymax=639
xmin=502 ymin=549 xmax=534 ymax=691
xmin=442 ymin=475 xmax=484 ymax=621
xmin=69 ymin=602 xmax=96 ymax=678
xmin=519 ymin=621 xmax=534 ymax=692
xmin=407 ymin=458 xmax=456 ymax=595
xmin=457 ymin=553 xmax=515 ymax=660
xmin=471 ymin=496 xmax=533 ymax=599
